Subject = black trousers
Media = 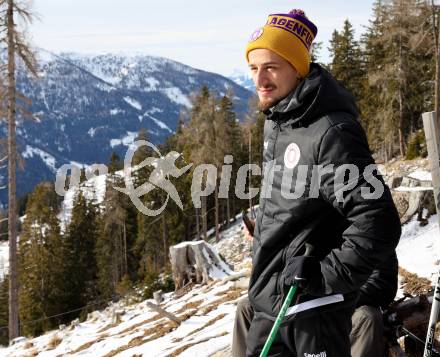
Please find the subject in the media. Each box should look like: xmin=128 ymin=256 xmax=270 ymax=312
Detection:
xmin=233 ymin=297 xmax=354 ymax=357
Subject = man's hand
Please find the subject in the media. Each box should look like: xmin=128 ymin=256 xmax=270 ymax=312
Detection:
xmin=283 ymin=255 xmax=321 ymax=290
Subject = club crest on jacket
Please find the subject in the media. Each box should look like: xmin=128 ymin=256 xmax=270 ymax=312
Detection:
xmin=284 ymin=142 xmax=301 ymax=169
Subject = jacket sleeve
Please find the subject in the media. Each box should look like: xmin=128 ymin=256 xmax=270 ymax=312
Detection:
xmin=312 ymin=117 xmax=401 ymax=296
xmin=357 ymin=251 xmax=399 ymax=308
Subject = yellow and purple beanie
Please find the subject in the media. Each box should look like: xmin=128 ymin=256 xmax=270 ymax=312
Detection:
xmin=245 ymin=9 xmax=317 ymax=78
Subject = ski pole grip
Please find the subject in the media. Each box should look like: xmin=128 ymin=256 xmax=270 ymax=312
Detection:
xmin=259 ymin=243 xmax=315 ymax=357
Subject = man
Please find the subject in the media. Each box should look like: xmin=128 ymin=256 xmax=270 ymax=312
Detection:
xmin=243 ymin=8 xmax=401 ymax=357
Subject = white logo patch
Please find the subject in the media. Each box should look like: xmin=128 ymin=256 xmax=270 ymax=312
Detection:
xmin=284 ymin=142 xmax=301 ymax=169
xmin=249 ymin=27 xmax=264 ymax=42
xmin=263 ymin=141 xmax=269 ymax=150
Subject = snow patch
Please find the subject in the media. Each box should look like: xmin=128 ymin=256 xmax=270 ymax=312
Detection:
xmin=146 ymin=107 xmax=163 ymax=115
xmin=394 ymin=186 xmax=433 ymax=192
xmin=408 ymin=170 xmax=432 ymax=182
xmin=144 ymin=113 xmax=173 ymax=133
xmin=22 ymin=145 xmax=57 ymax=173
xmin=123 ymin=96 xmax=142 ymax=111
xmin=161 ymin=87 xmax=191 ymax=108
xmin=0 ymin=241 xmax=8 ymax=280
xmin=397 ymin=215 xmax=440 ymax=283
xmin=145 ymin=77 xmax=159 ymax=91
xmin=110 ymin=131 xmax=138 ymax=148
xmin=59 ymin=173 xmax=107 ymax=229
xmin=110 ymin=108 xmax=123 ymax=115
xmin=88 ymin=127 xmax=97 ymax=138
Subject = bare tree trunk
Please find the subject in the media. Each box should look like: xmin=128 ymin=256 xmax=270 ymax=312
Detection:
xmin=202 ymin=195 xmax=207 ymax=240
xmin=226 ymin=196 xmax=230 ymax=228
xmin=162 ymin=212 xmax=168 ymax=269
xmin=398 ymin=8 xmax=406 ymax=158
xmin=214 ymin=181 xmax=219 ymax=242
xmin=169 ymin=241 xmax=232 ymax=289
xmin=437 ymin=12 xmax=440 ymax=122
xmin=432 ymin=0 xmax=440 ymax=131
xmin=398 ymin=88 xmax=405 ymax=157
xmin=195 ymin=207 xmax=200 ymax=239
xmin=123 ymin=221 xmax=127 ymax=276
xmin=7 ymin=0 xmax=19 ymax=341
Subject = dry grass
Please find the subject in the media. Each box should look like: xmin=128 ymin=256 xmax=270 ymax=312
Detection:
xmin=168 ymin=331 xmax=228 ymax=356
xmin=103 ymin=321 xmax=179 ymax=357
xmin=73 ymin=285 xmax=242 ymax=356
xmin=23 ymin=341 xmax=34 ymax=349
xmin=114 ymin=314 xmax=162 ymax=335
xmin=399 ymin=267 xmax=432 ymax=295
xmin=69 ymin=334 xmax=109 ymax=354
xmin=48 ymin=334 xmax=62 ymax=350
xmin=173 ymin=299 xmax=203 ymax=315
xmin=96 ymin=322 xmax=119 ymax=334
xmin=187 ymin=313 xmax=227 ymax=337
xmin=173 ymin=282 xmax=195 ymax=299
xmin=200 ymin=287 xmax=246 ymax=315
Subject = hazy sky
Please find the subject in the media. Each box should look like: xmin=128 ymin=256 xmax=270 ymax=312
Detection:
xmin=29 ymin=0 xmax=375 ymax=76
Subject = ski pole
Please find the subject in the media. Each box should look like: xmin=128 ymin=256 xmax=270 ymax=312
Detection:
xmin=400 ymin=326 xmax=440 ymax=356
xmin=424 ymin=278 xmax=440 ymax=357
xmin=422 ymin=112 xmax=440 ymax=357
xmin=259 ymin=243 xmax=313 ymax=357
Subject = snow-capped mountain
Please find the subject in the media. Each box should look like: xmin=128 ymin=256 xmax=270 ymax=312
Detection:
xmin=228 ymin=69 xmax=255 ymax=91
xmin=2 ymin=50 xmax=253 ymax=202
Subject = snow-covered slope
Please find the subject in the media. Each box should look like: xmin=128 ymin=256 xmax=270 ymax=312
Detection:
xmin=397 ymin=215 xmax=439 ymax=282
xmin=0 ymin=217 xmax=251 ymax=357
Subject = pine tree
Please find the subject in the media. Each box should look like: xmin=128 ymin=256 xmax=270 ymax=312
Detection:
xmin=18 ymin=182 xmax=64 ymax=336
xmin=108 ymin=151 xmax=122 ymax=174
xmin=96 ymin=179 xmax=128 ymax=300
xmin=329 ymin=19 xmax=365 ymax=102
xmin=63 ymin=190 xmax=99 ymax=317
xmin=181 ymin=86 xmax=216 ymax=240
xmin=360 ymin=0 xmax=391 ymax=155
xmin=361 ymin=0 xmax=435 ymax=158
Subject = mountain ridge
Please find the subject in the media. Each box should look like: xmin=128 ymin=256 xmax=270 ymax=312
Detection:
xmin=3 ymin=49 xmax=254 ymax=202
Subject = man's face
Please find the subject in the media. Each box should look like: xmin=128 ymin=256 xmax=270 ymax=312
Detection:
xmin=248 ymin=49 xmax=301 ymax=111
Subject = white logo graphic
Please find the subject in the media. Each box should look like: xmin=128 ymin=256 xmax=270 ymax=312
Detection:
xmin=264 ymin=141 xmax=269 ymax=150
xmin=249 ymin=27 xmax=264 ymax=42
xmin=284 ymin=142 xmax=301 ymax=169
xmin=304 ymin=352 xmax=327 ymax=357
xmin=114 ymin=140 xmax=192 ymax=216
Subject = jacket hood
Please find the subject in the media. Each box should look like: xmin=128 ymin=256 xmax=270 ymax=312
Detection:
xmin=265 ymin=63 xmax=359 ymax=125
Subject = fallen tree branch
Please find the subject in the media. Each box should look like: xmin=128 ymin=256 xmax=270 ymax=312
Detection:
xmin=146 ymin=302 xmax=182 ymax=324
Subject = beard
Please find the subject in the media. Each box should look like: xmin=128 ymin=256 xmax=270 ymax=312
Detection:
xmin=257 ymin=96 xmax=281 ymax=112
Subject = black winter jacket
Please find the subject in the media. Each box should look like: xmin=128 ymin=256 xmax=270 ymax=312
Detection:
xmin=249 ymin=63 xmax=401 ymax=322
xmin=357 ymin=251 xmax=398 ymax=308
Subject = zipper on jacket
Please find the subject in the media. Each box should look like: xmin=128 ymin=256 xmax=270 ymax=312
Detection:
xmin=258 ymin=121 xmax=280 ymax=238
xmin=278 ymin=247 xmax=289 ymax=302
